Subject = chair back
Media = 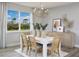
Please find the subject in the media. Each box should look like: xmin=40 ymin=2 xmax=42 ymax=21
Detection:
xmin=28 ymin=36 xmax=37 ymax=48
xmin=21 ymin=33 xmax=28 ymax=47
xmin=51 ymin=37 xmax=61 ymax=51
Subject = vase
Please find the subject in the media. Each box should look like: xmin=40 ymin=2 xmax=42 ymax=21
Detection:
xmin=34 ymin=30 xmax=37 ymax=36
xmin=41 ymin=31 xmax=46 ymax=37
xmin=36 ymin=30 xmax=41 ymax=37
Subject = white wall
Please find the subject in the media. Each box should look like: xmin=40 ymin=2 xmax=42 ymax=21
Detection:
xmin=6 ymin=32 xmax=20 ymax=47
xmin=0 ymin=3 xmax=3 ymax=48
xmin=44 ymin=3 xmax=79 ymax=46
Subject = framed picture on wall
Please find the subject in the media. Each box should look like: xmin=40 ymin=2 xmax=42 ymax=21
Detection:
xmin=52 ymin=18 xmax=61 ymax=32
xmin=57 ymin=26 xmax=63 ymax=32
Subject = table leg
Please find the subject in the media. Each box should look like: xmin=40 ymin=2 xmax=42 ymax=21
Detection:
xmin=43 ymin=44 xmax=47 ymax=57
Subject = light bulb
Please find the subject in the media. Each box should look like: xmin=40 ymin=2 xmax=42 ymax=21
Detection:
xmin=33 ymin=8 xmax=37 ymax=12
xmin=41 ymin=7 xmax=44 ymax=10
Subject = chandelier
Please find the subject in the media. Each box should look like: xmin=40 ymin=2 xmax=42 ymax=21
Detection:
xmin=33 ymin=2 xmax=48 ymax=17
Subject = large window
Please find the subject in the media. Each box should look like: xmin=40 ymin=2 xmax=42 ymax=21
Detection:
xmin=7 ymin=10 xmax=31 ymax=31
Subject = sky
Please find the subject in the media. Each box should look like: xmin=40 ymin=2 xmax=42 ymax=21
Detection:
xmin=8 ymin=10 xmax=30 ymax=23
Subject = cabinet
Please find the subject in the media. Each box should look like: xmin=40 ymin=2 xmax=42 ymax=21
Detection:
xmin=46 ymin=32 xmax=76 ymax=48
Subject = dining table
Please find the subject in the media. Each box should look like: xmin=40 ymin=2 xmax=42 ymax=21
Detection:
xmin=35 ymin=36 xmax=54 ymax=57
xmin=27 ymin=35 xmax=54 ymax=57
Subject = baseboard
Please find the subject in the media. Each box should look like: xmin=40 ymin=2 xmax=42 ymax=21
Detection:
xmin=75 ymin=45 xmax=79 ymax=48
xmin=6 ymin=43 xmax=20 ymax=47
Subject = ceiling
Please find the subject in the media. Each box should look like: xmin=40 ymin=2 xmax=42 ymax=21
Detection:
xmin=14 ymin=2 xmax=73 ymax=8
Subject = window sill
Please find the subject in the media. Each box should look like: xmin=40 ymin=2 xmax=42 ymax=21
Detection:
xmin=6 ymin=30 xmax=30 ymax=33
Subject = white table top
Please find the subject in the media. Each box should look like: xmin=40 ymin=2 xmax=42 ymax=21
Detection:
xmin=27 ymin=35 xmax=54 ymax=44
xmin=35 ymin=37 xmax=54 ymax=44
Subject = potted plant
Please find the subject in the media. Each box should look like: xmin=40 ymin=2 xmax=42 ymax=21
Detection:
xmin=40 ymin=24 xmax=48 ymax=37
xmin=66 ymin=21 xmax=73 ymax=32
xmin=63 ymin=15 xmax=73 ymax=32
xmin=33 ymin=23 xmax=41 ymax=37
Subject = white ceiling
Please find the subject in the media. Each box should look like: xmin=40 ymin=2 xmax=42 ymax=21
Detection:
xmin=14 ymin=2 xmax=73 ymax=8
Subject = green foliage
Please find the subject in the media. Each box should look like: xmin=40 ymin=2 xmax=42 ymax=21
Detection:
xmin=33 ymin=23 xmax=48 ymax=30
xmin=33 ymin=23 xmax=41 ymax=30
xmin=21 ymin=23 xmax=30 ymax=30
xmin=7 ymin=23 xmax=19 ymax=30
xmin=40 ymin=24 xmax=48 ymax=30
xmin=33 ymin=23 xmax=37 ymax=30
xmin=12 ymin=18 xmax=16 ymax=20
xmin=7 ymin=23 xmax=30 ymax=31
xmin=24 ymin=19 xmax=28 ymax=21
xmin=36 ymin=23 xmax=41 ymax=30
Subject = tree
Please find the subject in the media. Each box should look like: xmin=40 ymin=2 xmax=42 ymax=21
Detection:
xmin=23 ymin=19 xmax=28 ymax=24
xmin=12 ymin=18 xmax=16 ymax=20
xmin=12 ymin=18 xmax=16 ymax=24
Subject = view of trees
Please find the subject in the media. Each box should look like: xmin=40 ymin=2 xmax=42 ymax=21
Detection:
xmin=7 ymin=17 xmax=19 ymax=31
xmin=21 ymin=23 xmax=30 ymax=30
xmin=7 ymin=10 xmax=30 ymax=31
xmin=20 ymin=12 xmax=30 ymax=30
xmin=7 ymin=23 xmax=19 ymax=30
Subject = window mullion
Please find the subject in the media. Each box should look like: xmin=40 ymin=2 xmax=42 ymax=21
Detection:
xmin=18 ymin=11 xmax=20 ymax=32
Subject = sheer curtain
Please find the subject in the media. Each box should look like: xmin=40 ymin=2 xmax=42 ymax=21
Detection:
xmin=0 ymin=2 xmax=6 ymax=48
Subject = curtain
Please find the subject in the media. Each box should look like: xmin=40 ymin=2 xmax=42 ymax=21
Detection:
xmin=0 ymin=2 xmax=7 ymax=48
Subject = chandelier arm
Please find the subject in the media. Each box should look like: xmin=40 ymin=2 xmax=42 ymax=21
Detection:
xmin=33 ymin=2 xmax=48 ymax=17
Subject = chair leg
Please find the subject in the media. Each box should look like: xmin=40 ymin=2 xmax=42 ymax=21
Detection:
xmin=28 ymin=47 xmax=31 ymax=56
xmin=26 ymin=47 xmax=29 ymax=55
xmin=51 ymin=52 xmax=54 ymax=56
xmin=35 ymin=49 xmax=37 ymax=57
xmin=58 ymin=49 xmax=60 ymax=56
xmin=21 ymin=47 xmax=23 ymax=52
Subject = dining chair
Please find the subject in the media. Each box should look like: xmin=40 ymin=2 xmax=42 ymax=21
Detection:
xmin=48 ymin=37 xmax=61 ymax=56
xmin=21 ymin=33 xmax=30 ymax=55
xmin=28 ymin=36 xmax=42 ymax=56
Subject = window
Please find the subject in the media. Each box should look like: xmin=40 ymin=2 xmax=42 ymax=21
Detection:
xmin=20 ymin=12 xmax=30 ymax=30
xmin=7 ymin=10 xmax=19 ymax=31
xmin=7 ymin=10 xmax=31 ymax=32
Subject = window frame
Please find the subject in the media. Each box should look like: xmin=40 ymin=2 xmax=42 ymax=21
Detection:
xmin=6 ymin=9 xmax=33 ymax=33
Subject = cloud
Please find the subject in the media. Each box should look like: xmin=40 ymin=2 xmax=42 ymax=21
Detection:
xmin=8 ymin=15 xmax=11 ymax=18
xmin=20 ymin=16 xmax=30 ymax=20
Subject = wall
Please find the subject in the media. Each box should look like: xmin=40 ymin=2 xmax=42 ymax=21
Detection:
xmin=45 ymin=2 xmax=79 ymax=46
xmin=0 ymin=3 xmax=3 ymax=48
